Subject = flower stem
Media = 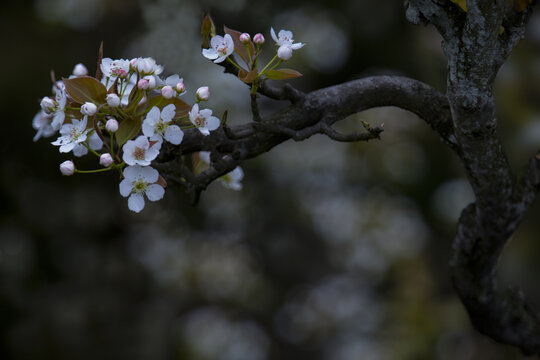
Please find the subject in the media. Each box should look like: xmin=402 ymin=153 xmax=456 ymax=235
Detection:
xmin=83 ymin=143 xmax=101 ymax=158
xmin=257 ymin=54 xmax=278 ymax=77
xmin=226 ymin=57 xmax=244 ymax=71
xmin=75 ymin=167 xmax=113 ymax=174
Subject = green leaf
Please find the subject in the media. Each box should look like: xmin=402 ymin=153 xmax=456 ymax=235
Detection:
xmin=264 ymin=68 xmax=303 ymax=80
xmin=238 ymin=69 xmax=257 ymax=83
xmin=63 ymin=76 xmax=107 ymax=104
xmin=224 ymin=26 xmax=255 ymax=67
xmin=146 ymin=96 xmax=192 ymax=120
xmin=116 ymin=118 xmax=141 ymax=147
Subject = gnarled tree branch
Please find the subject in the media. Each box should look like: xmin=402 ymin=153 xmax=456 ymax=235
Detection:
xmin=157 ymin=76 xmax=454 ymax=197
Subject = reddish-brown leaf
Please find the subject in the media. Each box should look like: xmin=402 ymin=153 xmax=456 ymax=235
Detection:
xmin=224 ymin=26 xmax=256 ymax=67
xmin=63 ymin=76 xmax=107 ymax=105
xmin=264 ymin=68 xmax=303 ymax=80
xmin=116 ymin=118 xmax=141 ymax=147
xmin=238 ymin=69 xmax=258 ymax=83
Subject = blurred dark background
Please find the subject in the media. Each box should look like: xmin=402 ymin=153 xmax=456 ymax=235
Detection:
xmin=2 ymin=0 xmax=540 ymax=359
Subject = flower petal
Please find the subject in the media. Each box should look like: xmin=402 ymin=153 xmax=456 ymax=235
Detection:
xmin=200 ymin=109 xmax=213 ymax=117
xmin=72 ymin=144 xmax=88 ymax=157
xmin=140 ymin=166 xmax=159 ymax=183
xmin=270 ymin=27 xmax=278 ymax=43
xmin=123 ymin=165 xmax=143 ymax=180
xmin=163 ymin=125 xmax=184 ymax=145
xmin=202 ymin=48 xmax=219 ymax=60
xmin=88 ymin=132 xmax=103 ymax=150
xmin=161 ymin=104 xmax=176 ymax=122
xmin=224 ymin=34 xmax=234 ymax=55
xmin=147 ymin=106 xmax=160 ymax=122
xmin=145 ymin=184 xmax=165 ymax=201
xmin=128 ymin=193 xmax=145 ymax=213
xmin=119 ymin=178 xmax=133 ymax=197
xmin=142 ymin=118 xmax=155 ymax=138
xmin=210 ymin=35 xmax=224 ymax=49
xmin=205 ymin=116 xmax=221 ymax=131
xmin=198 ymin=127 xmax=210 ymax=136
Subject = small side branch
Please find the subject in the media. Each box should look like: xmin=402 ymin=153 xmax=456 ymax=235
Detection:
xmin=321 ymin=123 xmax=383 ymax=142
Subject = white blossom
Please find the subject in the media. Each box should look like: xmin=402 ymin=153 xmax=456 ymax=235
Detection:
xmin=51 ymin=116 xmax=89 ymax=153
xmin=202 ymin=34 xmax=235 ymax=63
xmin=270 ymin=27 xmax=305 ymax=50
xmin=119 ymin=165 xmax=165 ymax=213
xmin=189 ymin=103 xmax=221 ymax=136
xmin=220 ymin=166 xmax=244 ymax=190
xmin=131 ymin=57 xmax=163 ymax=76
xmin=32 ymin=111 xmax=55 ymax=142
xmin=101 ymin=58 xmax=130 ymax=81
xmin=142 ymin=105 xmax=183 ymax=145
xmin=122 ymin=135 xmax=161 ymax=166
xmin=72 ymin=132 xmax=103 ymax=157
xmin=198 ymin=151 xmax=244 ymax=190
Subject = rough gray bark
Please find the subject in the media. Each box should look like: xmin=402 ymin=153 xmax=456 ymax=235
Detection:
xmin=156 ymin=0 xmax=540 ymax=354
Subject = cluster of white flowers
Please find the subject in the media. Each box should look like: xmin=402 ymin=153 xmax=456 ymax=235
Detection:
xmin=34 ymin=22 xmax=304 ymax=214
xmin=33 ymin=55 xmax=244 ymax=213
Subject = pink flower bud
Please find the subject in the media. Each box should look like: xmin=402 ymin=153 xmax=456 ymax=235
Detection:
xmin=81 ymin=102 xmax=97 ymax=116
xmin=72 ymin=63 xmax=88 ymax=76
xmin=253 ymin=33 xmax=265 ymax=45
xmin=106 ymin=118 xmax=119 ymax=132
xmin=239 ymin=33 xmax=251 ymax=43
xmin=175 ymin=82 xmax=185 ymax=93
xmin=138 ymin=78 xmax=149 ymax=90
xmin=99 ymin=153 xmax=113 ymax=167
xmin=196 ymin=86 xmax=210 ymax=101
xmin=106 ymin=93 xmax=120 ymax=107
xmin=277 ymin=45 xmax=293 ymax=60
xmin=40 ymin=97 xmax=55 ymax=113
xmin=161 ymin=85 xmax=174 ymax=99
xmin=59 ymin=160 xmax=75 ymax=176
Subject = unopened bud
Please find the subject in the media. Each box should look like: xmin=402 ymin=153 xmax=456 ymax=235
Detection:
xmin=175 ymin=82 xmax=185 ymax=93
xmin=240 ymin=33 xmax=251 ymax=43
xmin=161 ymin=85 xmax=174 ymax=99
xmin=106 ymin=93 xmax=121 ymax=107
xmin=196 ymin=86 xmax=210 ymax=101
xmin=40 ymin=97 xmax=55 ymax=113
xmin=253 ymin=33 xmax=265 ymax=45
xmin=81 ymin=102 xmax=97 ymax=116
xmin=99 ymin=153 xmax=113 ymax=167
xmin=277 ymin=45 xmax=293 ymax=60
xmin=59 ymin=160 xmax=75 ymax=176
xmin=106 ymin=118 xmax=119 ymax=132
xmin=138 ymin=78 xmax=149 ymax=90
xmin=72 ymin=63 xmax=88 ymax=76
